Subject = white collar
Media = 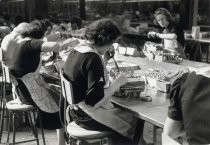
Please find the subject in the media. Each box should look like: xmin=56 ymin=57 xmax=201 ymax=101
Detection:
xmin=74 ymin=42 xmax=98 ymax=54
xmin=16 ymin=37 xmax=31 ymax=43
xmin=195 ymin=67 xmax=210 ymax=78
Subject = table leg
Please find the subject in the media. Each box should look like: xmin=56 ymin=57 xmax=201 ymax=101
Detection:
xmin=206 ymin=45 xmax=210 ymax=63
xmin=153 ymin=125 xmax=158 ymax=145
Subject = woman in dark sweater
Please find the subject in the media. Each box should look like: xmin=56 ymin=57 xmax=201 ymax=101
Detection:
xmin=64 ymin=18 xmax=146 ymax=145
xmin=10 ymin=20 xmax=78 ymax=145
xmin=164 ymin=67 xmax=210 ymax=144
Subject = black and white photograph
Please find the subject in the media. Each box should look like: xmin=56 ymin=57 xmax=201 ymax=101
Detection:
xmin=0 ymin=0 xmax=210 ymax=145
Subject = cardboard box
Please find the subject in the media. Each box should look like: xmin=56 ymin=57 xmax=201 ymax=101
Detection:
xmin=146 ymin=77 xmax=170 ymax=93
xmin=156 ymin=80 xmax=171 ymax=93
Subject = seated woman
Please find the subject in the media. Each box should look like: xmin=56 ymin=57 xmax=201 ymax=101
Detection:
xmin=9 ymin=20 xmax=78 ymax=145
xmin=164 ymin=67 xmax=210 ymax=144
xmin=148 ymin=8 xmax=186 ymax=59
xmin=63 ymin=18 xmax=146 ymax=145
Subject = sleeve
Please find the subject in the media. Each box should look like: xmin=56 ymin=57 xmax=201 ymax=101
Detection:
xmin=168 ymin=73 xmax=188 ymax=121
xmin=173 ymin=24 xmax=185 ymax=47
xmin=85 ymin=54 xmax=105 ymax=106
xmin=30 ymin=39 xmax=44 ymax=52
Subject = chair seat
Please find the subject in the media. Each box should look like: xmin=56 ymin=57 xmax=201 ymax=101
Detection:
xmin=67 ymin=121 xmax=112 ymax=140
xmin=6 ymin=99 xmax=34 ymax=111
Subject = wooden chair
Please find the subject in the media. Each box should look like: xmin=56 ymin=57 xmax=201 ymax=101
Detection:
xmin=0 ymin=48 xmax=8 ymax=143
xmin=162 ymin=133 xmax=181 ymax=145
xmin=1 ymin=63 xmax=46 ymax=145
xmin=60 ymin=69 xmax=112 ymax=145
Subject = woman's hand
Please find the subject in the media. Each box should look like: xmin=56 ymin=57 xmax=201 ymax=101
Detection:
xmin=148 ymin=31 xmax=158 ymax=38
xmin=113 ymin=73 xmax=127 ymax=89
xmin=94 ymin=74 xmax=127 ymax=109
xmin=103 ymin=47 xmax=115 ymax=63
xmin=94 ymin=99 xmax=115 ymax=110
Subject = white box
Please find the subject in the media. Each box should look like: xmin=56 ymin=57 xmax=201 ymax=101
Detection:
xmin=118 ymin=46 xmax=126 ymax=54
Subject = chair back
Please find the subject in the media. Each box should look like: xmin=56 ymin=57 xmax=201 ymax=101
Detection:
xmin=1 ymin=62 xmax=20 ymax=101
xmin=1 ymin=62 xmax=10 ymax=84
xmin=60 ymin=69 xmax=74 ymax=105
xmin=0 ymin=48 xmax=3 ymax=62
xmin=1 ymin=48 xmax=10 ymax=83
xmin=162 ymin=133 xmax=181 ymax=145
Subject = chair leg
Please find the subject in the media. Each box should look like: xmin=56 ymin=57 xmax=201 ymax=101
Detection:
xmin=108 ymin=138 xmax=112 ymax=145
xmin=12 ymin=113 xmax=16 ymax=145
xmin=28 ymin=111 xmax=39 ymax=145
xmin=69 ymin=137 xmax=73 ymax=145
xmin=37 ymin=110 xmax=46 ymax=145
xmin=100 ymin=138 xmax=102 ymax=145
xmin=0 ymin=103 xmax=5 ymax=143
xmin=6 ymin=111 xmax=11 ymax=143
xmin=153 ymin=125 xmax=159 ymax=145
xmin=0 ymin=80 xmax=6 ymax=143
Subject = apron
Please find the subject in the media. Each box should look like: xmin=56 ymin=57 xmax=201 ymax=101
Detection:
xmin=163 ymin=28 xmax=186 ymax=59
xmin=78 ymin=101 xmax=136 ymax=139
xmin=74 ymin=42 xmax=137 ymax=139
xmin=19 ymin=58 xmax=59 ymax=113
xmin=164 ymin=39 xmax=186 ymax=59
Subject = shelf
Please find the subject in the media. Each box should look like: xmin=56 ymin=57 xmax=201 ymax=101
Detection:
xmin=1 ymin=0 xmax=24 ymax=2
xmin=64 ymin=0 xmax=180 ymax=2
xmin=199 ymin=25 xmax=210 ymax=28
xmin=107 ymin=0 xmax=180 ymax=2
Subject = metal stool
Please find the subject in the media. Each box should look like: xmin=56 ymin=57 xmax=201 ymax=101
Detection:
xmin=6 ymin=101 xmax=46 ymax=145
xmin=60 ymin=70 xmax=112 ymax=145
xmin=1 ymin=62 xmax=46 ymax=145
xmin=0 ymin=48 xmax=10 ymax=143
xmin=67 ymin=122 xmax=112 ymax=145
xmin=0 ymin=78 xmax=10 ymax=143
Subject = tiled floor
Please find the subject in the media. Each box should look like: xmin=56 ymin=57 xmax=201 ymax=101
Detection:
xmin=0 ymin=122 xmax=162 ymax=145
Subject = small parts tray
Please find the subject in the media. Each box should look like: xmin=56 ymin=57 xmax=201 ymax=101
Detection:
xmin=114 ymin=81 xmax=145 ymax=99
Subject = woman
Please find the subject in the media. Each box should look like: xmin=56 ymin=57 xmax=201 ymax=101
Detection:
xmin=63 ymin=18 xmax=146 ymax=145
xmin=148 ymin=8 xmax=186 ymax=59
xmin=9 ymin=20 xmax=78 ymax=145
xmin=164 ymin=67 xmax=210 ymax=144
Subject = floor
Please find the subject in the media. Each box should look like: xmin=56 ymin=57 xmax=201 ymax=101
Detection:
xmin=0 ymin=122 xmax=162 ymax=145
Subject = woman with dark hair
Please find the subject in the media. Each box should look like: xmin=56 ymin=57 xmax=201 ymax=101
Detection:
xmin=70 ymin=16 xmax=82 ymax=30
xmin=148 ymin=8 xmax=186 ymax=59
xmin=9 ymin=20 xmax=78 ymax=145
xmin=63 ymin=18 xmax=146 ymax=145
xmin=41 ymin=19 xmax=53 ymax=36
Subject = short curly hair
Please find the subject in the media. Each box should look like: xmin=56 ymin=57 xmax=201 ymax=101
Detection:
xmin=85 ymin=18 xmax=121 ymax=46
xmin=41 ymin=19 xmax=52 ymax=31
xmin=154 ymin=8 xmax=173 ymax=25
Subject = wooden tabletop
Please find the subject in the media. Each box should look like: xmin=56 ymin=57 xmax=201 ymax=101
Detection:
xmin=185 ymin=37 xmax=210 ymax=43
xmin=114 ymin=53 xmax=210 ymax=71
xmin=111 ymin=88 xmax=169 ymax=128
xmin=111 ymin=54 xmax=210 ymax=128
xmin=51 ymin=53 xmax=210 ymax=128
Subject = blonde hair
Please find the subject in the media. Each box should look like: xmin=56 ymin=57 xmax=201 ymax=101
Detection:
xmin=13 ymin=22 xmax=30 ymax=34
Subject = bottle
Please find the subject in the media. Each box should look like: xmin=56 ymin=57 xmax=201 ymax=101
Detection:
xmin=192 ymin=26 xmax=200 ymax=39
